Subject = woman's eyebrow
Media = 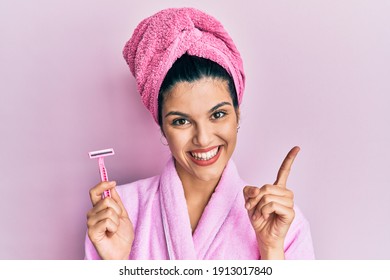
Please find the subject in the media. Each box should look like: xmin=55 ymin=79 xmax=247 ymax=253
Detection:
xmin=208 ymin=101 xmax=232 ymax=113
xmin=164 ymin=111 xmax=190 ymax=118
xmin=164 ymin=102 xmax=232 ymax=118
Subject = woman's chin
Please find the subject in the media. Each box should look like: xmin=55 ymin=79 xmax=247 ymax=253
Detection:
xmin=174 ymin=147 xmax=231 ymax=183
xmin=189 ymin=158 xmax=227 ymax=182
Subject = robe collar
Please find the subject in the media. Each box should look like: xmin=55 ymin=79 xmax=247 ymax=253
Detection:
xmin=159 ymin=156 xmax=244 ymax=259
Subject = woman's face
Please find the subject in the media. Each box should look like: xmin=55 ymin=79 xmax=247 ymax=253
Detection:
xmin=162 ymin=77 xmax=239 ymax=183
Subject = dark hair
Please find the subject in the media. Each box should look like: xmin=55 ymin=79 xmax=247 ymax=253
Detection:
xmin=158 ymin=53 xmax=239 ymax=127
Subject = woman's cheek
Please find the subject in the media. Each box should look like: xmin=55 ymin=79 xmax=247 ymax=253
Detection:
xmin=167 ymin=130 xmax=188 ymax=153
xmin=220 ymin=120 xmax=237 ymax=139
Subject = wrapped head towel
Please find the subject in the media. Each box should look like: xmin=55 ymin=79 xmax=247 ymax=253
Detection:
xmin=123 ymin=7 xmax=245 ymax=124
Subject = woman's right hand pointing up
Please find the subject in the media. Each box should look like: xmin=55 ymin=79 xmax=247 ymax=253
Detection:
xmin=87 ymin=181 xmax=134 ymax=259
xmin=244 ymin=146 xmax=300 ymax=259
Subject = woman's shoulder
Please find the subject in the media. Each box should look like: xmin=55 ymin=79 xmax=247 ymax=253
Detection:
xmin=113 ymin=174 xmax=161 ymax=227
xmin=115 ymin=174 xmax=161 ymax=199
xmin=291 ymin=204 xmax=311 ymax=228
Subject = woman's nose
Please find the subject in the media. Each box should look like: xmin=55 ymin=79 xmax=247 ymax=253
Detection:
xmin=192 ymin=123 xmax=212 ymax=147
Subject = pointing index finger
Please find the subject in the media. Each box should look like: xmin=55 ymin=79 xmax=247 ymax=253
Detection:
xmin=274 ymin=146 xmax=300 ymax=187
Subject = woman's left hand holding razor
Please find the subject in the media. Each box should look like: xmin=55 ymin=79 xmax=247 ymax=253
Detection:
xmin=87 ymin=181 xmax=134 ymax=259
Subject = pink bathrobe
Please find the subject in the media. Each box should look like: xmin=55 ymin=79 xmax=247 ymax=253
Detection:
xmin=85 ymin=157 xmax=315 ymax=259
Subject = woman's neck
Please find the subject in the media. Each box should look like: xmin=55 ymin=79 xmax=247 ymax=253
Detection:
xmin=174 ymin=160 xmax=221 ymax=233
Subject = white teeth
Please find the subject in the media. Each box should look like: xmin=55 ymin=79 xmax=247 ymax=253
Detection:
xmin=190 ymin=147 xmax=219 ymax=161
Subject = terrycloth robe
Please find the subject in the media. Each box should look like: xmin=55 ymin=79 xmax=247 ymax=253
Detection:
xmin=85 ymin=157 xmax=315 ymax=259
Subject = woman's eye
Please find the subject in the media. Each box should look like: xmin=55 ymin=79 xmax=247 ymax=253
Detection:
xmin=211 ymin=111 xmax=226 ymax=119
xmin=172 ymin=118 xmax=189 ymax=126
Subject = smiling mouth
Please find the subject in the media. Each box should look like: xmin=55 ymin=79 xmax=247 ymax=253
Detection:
xmin=189 ymin=146 xmax=220 ymax=161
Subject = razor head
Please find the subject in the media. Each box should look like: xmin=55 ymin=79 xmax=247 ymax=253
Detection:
xmin=89 ymin=148 xmax=115 ymax=159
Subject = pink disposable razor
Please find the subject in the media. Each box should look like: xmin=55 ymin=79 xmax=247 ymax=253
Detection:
xmin=89 ymin=148 xmax=115 ymax=199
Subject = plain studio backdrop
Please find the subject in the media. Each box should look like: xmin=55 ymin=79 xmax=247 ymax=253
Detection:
xmin=0 ymin=0 xmax=389 ymax=259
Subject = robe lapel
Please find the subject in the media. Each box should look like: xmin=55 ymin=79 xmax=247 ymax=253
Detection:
xmin=192 ymin=159 xmax=244 ymax=259
xmin=159 ymin=157 xmax=196 ymax=259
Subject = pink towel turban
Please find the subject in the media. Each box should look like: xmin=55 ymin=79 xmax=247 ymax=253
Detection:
xmin=123 ymin=7 xmax=245 ymax=124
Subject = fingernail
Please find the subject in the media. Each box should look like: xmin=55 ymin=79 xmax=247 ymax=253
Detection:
xmin=109 ymin=181 xmax=116 ymax=186
xmin=245 ymin=202 xmax=250 ymax=210
xmin=252 ymin=214 xmax=257 ymax=221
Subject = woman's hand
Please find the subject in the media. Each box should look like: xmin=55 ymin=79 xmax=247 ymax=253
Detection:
xmin=87 ymin=181 xmax=134 ymax=259
xmin=243 ymin=146 xmax=300 ymax=259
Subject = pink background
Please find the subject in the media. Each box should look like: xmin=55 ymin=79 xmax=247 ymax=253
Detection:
xmin=1 ymin=0 xmax=389 ymax=259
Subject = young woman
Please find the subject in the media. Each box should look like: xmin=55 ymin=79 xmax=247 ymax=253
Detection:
xmin=85 ymin=7 xmax=314 ymax=260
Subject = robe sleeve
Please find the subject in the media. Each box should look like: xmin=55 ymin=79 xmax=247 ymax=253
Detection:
xmin=284 ymin=205 xmax=316 ymax=259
